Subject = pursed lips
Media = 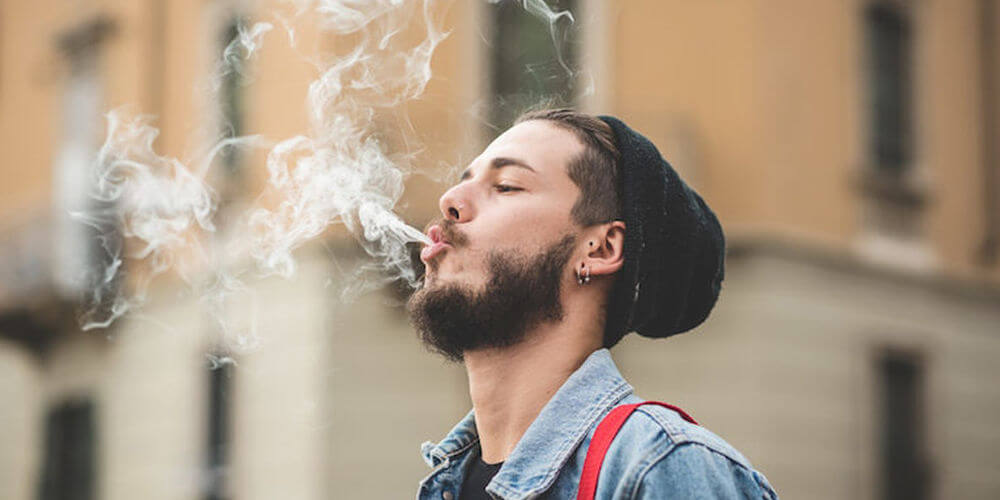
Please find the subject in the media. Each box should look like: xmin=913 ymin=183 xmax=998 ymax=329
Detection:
xmin=420 ymin=224 xmax=452 ymax=264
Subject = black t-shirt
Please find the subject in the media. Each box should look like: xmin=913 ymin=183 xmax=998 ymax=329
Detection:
xmin=459 ymin=447 xmax=504 ymax=500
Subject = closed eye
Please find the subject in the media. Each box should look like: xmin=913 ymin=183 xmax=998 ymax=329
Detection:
xmin=495 ymin=184 xmax=523 ymax=193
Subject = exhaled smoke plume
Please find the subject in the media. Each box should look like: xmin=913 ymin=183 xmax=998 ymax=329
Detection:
xmin=74 ymin=0 xmax=576 ymax=351
xmin=71 ymin=110 xmax=261 ymax=330
xmin=248 ymin=0 xmax=445 ymax=285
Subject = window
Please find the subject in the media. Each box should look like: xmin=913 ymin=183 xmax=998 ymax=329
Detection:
xmin=204 ymin=359 xmax=234 ymax=500
xmin=218 ymin=17 xmax=247 ymax=176
xmin=878 ymin=351 xmax=929 ymax=500
xmin=487 ymin=0 xmax=578 ymax=132
xmin=856 ymin=3 xmax=930 ymax=268
xmin=53 ymin=18 xmax=122 ymax=324
xmin=865 ymin=3 xmax=912 ymax=175
xmin=54 ymin=36 xmax=101 ymax=298
xmin=37 ymin=399 xmax=96 ymax=500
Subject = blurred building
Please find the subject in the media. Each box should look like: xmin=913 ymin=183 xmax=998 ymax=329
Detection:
xmin=1 ymin=1 xmax=999 ymax=499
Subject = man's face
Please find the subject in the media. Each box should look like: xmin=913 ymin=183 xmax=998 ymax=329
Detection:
xmin=421 ymin=119 xmax=583 ymax=287
xmin=407 ymin=119 xmax=586 ymax=361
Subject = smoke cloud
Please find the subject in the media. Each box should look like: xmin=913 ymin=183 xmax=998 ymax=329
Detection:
xmin=73 ymin=0 xmax=577 ymax=355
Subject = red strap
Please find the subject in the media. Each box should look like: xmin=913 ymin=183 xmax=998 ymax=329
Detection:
xmin=575 ymin=401 xmax=698 ymax=500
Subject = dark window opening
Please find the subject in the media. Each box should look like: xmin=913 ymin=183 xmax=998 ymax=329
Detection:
xmin=878 ymin=351 xmax=929 ymax=500
xmin=38 ymin=399 xmax=96 ymax=500
xmin=219 ymin=17 xmax=247 ymax=176
xmin=205 ymin=359 xmax=234 ymax=500
xmin=56 ymin=24 xmax=125 ymax=323
xmin=865 ymin=3 xmax=913 ymax=174
xmin=487 ymin=0 xmax=578 ymax=133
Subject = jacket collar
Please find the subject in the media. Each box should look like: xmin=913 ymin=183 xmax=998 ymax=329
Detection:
xmin=420 ymin=348 xmax=634 ymax=499
xmin=420 ymin=408 xmax=478 ymax=468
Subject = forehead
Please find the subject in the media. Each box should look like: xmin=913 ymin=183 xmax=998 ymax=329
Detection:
xmin=470 ymin=120 xmax=584 ymax=178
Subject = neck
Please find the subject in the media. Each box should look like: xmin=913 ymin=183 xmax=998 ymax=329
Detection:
xmin=463 ymin=291 xmax=604 ymax=464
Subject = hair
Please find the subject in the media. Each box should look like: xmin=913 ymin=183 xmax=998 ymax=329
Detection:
xmin=514 ymin=108 xmax=622 ymax=226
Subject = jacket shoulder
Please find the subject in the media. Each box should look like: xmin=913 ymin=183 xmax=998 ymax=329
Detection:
xmin=628 ymin=402 xmax=753 ymax=468
xmin=593 ymin=400 xmax=778 ymax=499
xmin=633 ymin=441 xmax=779 ymax=499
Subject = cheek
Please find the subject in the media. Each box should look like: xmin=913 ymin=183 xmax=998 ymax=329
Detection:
xmin=508 ymin=209 xmax=574 ymax=243
xmin=487 ymin=201 xmax=570 ymax=236
xmin=460 ymin=198 xmax=575 ymax=258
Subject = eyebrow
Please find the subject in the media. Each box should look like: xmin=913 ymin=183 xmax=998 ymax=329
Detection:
xmin=460 ymin=157 xmax=536 ymax=181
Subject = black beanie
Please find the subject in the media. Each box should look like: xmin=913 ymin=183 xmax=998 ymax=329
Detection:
xmin=597 ymin=116 xmax=726 ymax=347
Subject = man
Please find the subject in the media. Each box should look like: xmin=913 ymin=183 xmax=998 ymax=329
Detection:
xmin=408 ymin=109 xmax=778 ymax=499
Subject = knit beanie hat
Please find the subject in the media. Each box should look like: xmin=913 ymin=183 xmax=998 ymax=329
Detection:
xmin=598 ymin=116 xmax=726 ymax=347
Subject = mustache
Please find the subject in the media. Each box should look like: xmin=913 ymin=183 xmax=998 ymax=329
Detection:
xmin=423 ymin=218 xmax=469 ymax=247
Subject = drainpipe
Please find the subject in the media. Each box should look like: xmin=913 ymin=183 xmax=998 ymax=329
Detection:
xmin=980 ymin=0 xmax=999 ymax=267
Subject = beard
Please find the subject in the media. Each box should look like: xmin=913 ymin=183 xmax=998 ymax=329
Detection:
xmin=406 ymin=233 xmax=577 ymax=363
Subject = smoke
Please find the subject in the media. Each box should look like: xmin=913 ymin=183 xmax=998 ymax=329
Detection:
xmin=70 ymin=110 xmax=258 ymax=330
xmin=73 ymin=0 xmax=577 ymax=354
xmin=248 ymin=0 xmax=446 ymax=284
xmin=488 ymin=0 xmax=574 ymax=74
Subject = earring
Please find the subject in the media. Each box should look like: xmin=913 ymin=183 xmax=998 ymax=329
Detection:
xmin=576 ymin=265 xmax=591 ymax=285
xmin=584 ymin=266 xmax=591 ymax=284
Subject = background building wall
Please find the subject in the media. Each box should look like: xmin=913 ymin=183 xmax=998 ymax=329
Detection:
xmin=1 ymin=1 xmax=998 ymax=499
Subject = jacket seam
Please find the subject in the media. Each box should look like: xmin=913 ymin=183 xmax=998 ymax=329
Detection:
xmin=627 ymin=441 xmax=767 ymax=500
xmin=427 ymin=434 xmax=480 ymax=466
xmin=539 ymin=382 xmax=632 ymax=491
xmin=632 ymin=405 xmax=686 ymax=437
xmin=446 ymin=437 xmax=480 ymax=460
xmin=632 ymin=406 xmax=752 ymax=468
xmin=623 ymin=428 xmax=676 ymax=500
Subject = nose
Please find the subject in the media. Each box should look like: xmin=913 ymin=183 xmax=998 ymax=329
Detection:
xmin=438 ymin=183 xmax=474 ymax=223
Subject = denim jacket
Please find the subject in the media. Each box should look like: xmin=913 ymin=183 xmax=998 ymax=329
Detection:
xmin=417 ymin=349 xmax=779 ymax=500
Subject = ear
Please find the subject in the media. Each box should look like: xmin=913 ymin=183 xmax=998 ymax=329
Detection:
xmin=584 ymin=221 xmax=625 ymax=278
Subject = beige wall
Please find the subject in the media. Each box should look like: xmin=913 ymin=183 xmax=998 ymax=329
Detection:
xmin=0 ymin=346 xmax=42 ymax=500
xmin=2 ymin=1 xmax=1000 ymax=499
xmin=611 ymin=0 xmax=1000 ymax=283
xmin=617 ymin=246 xmax=1000 ymax=500
xmin=3 ymin=0 xmax=997 ymax=281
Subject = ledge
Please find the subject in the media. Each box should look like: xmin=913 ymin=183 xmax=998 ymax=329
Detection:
xmin=854 ymin=167 xmax=930 ymax=210
xmin=726 ymin=235 xmax=1000 ymax=306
